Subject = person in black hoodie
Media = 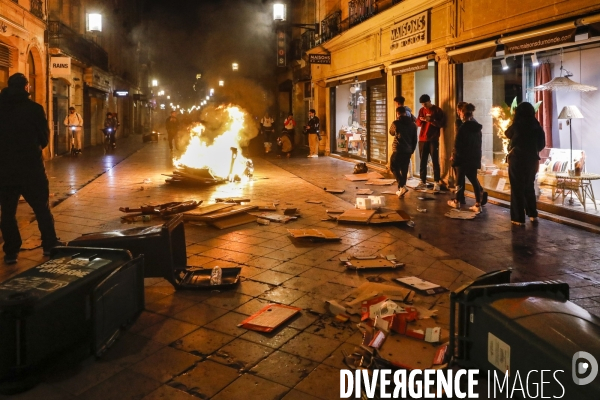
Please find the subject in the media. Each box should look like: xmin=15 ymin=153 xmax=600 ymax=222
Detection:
xmin=389 ymin=106 xmax=418 ymax=197
xmin=0 ymin=73 xmax=61 ymax=264
xmin=448 ymin=103 xmax=483 ymax=213
xmin=505 ymin=102 xmax=546 ymax=225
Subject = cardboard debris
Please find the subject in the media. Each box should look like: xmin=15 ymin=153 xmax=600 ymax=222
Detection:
xmin=283 ymin=208 xmax=298 ymax=215
xmin=119 ymin=200 xmax=201 ymax=216
xmin=444 ymin=209 xmax=478 ymax=220
xmin=215 ymin=197 xmax=251 ymax=203
xmin=238 ymin=304 xmax=301 ymax=332
xmin=369 ymin=210 xmax=411 ymax=224
xmin=249 ymin=212 xmax=297 ymax=223
xmin=356 ymin=189 xmax=374 ymax=195
xmin=243 ymin=201 xmax=277 ymax=211
xmin=182 ymin=203 xmax=236 ymax=221
xmin=326 ymin=209 xmax=345 ymax=214
xmin=344 ymin=172 xmax=385 ymax=181
xmin=381 ymin=191 xmax=397 ymax=195
xmin=343 ymin=282 xmax=414 ymax=313
xmin=305 ymin=200 xmax=322 ymax=204
xmin=342 ymin=256 xmax=404 ymax=270
xmin=378 ymin=335 xmax=448 ymax=370
xmin=337 ymin=209 xmax=376 ymax=224
xmin=257 ymin=218 xmax=270 ymax=225
xmin=20 ymin=237 xmax=42 ymax=250
xmin=396 ymin=276 xmax=448 ymax=295
xmin=324 ymin=188 xmax=345 ymax=194
xmin=365 ymin=179 xmax=397 ymax=186
xmin=193 ymin=204 xmax=258 ymax=222
xmin=210 ymin=213 xmax=257 ymax=229
xmin=326 ymin=300 xmax=349 ymax=316
xmin=288 ymin=228 xmax=341 ymax=241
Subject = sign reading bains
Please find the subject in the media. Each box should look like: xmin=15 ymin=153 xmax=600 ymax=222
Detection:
xmin=390 ymin=11 xmax=428 ymax=54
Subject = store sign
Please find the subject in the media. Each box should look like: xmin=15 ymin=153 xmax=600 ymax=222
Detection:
xmin=309 ymin=54 xmax=331 ymax=64
xmin=391 ymin=60 xmax=428 ymax=75
xmin=390 ymin=11 xmax=428 ymax=54
xmin=50 ymin=57 xmax=71 ymax=77
xmin=504 ymin=29 xmax=576 ymax=55
xmin=113 ymin=90 xmax=129 ymax=97
xmin=276 ymin=27 xmax=286 ymax=67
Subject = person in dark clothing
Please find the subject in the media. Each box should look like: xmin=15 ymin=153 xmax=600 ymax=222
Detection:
xmin=165 ymin=111 xmax=180 ymax=151
xmin=393 ymin=96 xmax=416 ymax=121
xmin=0 ymin=73 xmax=62 ymax=264
xmin=448 ymin=103 xmax=483 ymax=213
xmin=389 ymin=107 xmax=418 ymax=197
xmin=104 ymin=112 xmax=118 ymax=148
xmin=305 ymin=109 xmax=320 ymax=158
xmin=416 ymin=94 xmax=446 ymax=191
xmin=505 ymin=102 xmax=546 ymax=225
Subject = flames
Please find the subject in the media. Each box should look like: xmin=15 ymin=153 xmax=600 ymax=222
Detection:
xmin=173 ymin=105 xmax=252 ymax=181
xmin=490 ymin=106 xmax=511 ymax=156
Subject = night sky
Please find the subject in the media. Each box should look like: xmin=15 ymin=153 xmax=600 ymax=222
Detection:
xmin=141 ymin=0 xmax=278 ymax=114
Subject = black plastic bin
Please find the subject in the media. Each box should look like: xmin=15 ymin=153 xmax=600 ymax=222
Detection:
xmin=451 ymin=271 xmax=600 ymax=398
xmin=0 ymin=247 xmax=144 ymax=394
xmin=68 ymin=215 xmax=241 ymax=289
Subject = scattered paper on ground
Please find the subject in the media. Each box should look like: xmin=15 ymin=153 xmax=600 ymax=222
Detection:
xmin=356 ymin=189 xmax=374 ymax=195
xmin=344 ymin=172 xmax=385 ymax=181
xmin=444 ymin=209 xmax=477 ymax=219
xmin=365 ymin=179 xmax=396 ymax=186
xmin=288 ymin=228 xmax=341 ymax=240
xmin=238 ymin=304 xmax=301 ymax=332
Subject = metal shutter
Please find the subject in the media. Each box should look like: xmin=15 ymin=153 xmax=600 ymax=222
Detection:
xmin=368 ymin=84 xmax=387 ymax=163
xmin=0 ymin=44 xmax=11 ymax=68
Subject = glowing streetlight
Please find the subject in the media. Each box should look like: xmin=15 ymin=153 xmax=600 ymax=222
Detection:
xmin=273 ymin=3 xmax=286 ymax=21
xmin=209 ymin=88 xmax=214 ymax=96
xmin=86 ymin=13 xmax=102 ymax=32
xmin=232 ymin=63 xmax=239 ymax=71
xmin=206 ymin=96 xmax=209 ymax=100
xmin=219 ymin=80 xmax=224 ymax=87
xmin=151 ymin=79 xmax=158 ymax=87
xmin=167 ymin=95 xmax=170 ymax=99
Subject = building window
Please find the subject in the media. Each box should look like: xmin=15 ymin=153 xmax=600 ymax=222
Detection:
xmin=28 ymin=52 xmax=36 ymax=102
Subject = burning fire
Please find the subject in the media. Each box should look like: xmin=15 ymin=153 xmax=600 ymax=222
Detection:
xmin=173 ymin=105 xmax=252 ymax=181
xmin=490 ymin=106 xmax=511 ymax=156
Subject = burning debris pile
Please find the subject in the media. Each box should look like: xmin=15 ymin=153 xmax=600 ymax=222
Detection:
xmin=165 ymin=105 xmax=255 ymax=184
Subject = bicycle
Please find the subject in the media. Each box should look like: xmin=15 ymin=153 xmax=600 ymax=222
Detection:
xmin=69 ymin=126 xmax=78 ymax=156
xmin=102 ymin=128 xmax=115 ymax=154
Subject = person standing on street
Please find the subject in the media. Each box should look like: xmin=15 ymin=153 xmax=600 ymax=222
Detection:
xmin=389 ymin=107 xmax=418 ymax=197
xmin=505 ymin=102 xmax=545 ymax=226
xmin=448 ymin=103 xmax=483 ymax=213
xmin=63 ymin=106 xmax=83 ymax=154
xmin=165 ymin=110 xmax=180 ymax=151
xmin=283 ymin=112 xmax=296 ymax=144
xmin=0 ymin=73 xmax=62 ymax=264
xmin=416 ymin=94 xmax=445 ymax=191
xmin=305 ymin=109 xmax=320 ymax=158
xmin=260 ymin=112 xmax=275 ymax=154
xmin=394 ymin=96 xmax=416 ymax=121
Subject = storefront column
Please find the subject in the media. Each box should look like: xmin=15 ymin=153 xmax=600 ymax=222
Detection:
xmin=315 ymin=83 xmax=329 ymax=156
xmin=435 ymin=49 xmax=457 ymax=185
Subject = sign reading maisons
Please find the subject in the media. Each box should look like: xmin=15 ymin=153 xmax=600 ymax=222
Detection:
xmin=390 ymin=11 xmax=428 ymax=54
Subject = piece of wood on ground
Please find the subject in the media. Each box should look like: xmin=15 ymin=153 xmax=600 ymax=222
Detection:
xmin=344 ymin=258 xmax=403 ymax=270
xmin=182 ymin=203 xmax=236 ymax=221
xmin=344 ymin=172 xmax=385 ymax=181
xmin=283 ymin=208 xmax=298 ymax=215
xmin=249 ymin=212 xmax=297 ymax=223
xmin=209 ymin=212 xmax=257 ymax=229
xmin=326 ymin=209 xmax=345 ymax=214
xmin=215 ymin=197 xmax=251 ymax=203
xmin=194 ymin=204 xmax=258 ymax=222
xmin=365 ymin=179 xmax=397 ymax=186
xmin=287 ymin=228 xmax=341 ymax=241
xmin=305 ymin=200 xmax=322 ymax=204
xmin=337 ymin=209 xmax=376 ymax=224
xmin=243 ymin=201 xmax=277 ymax=211
xmin=444 ymin=209 xmax=477 ymax=220
xmin=369 ymin=210 xmax=411 ymax=224
xmin=324 ymin=188 xmax=345 ymax=194
xmin=238 ymin=304 xmax=302 ymax=332
xmin=356 ymin=189 xmax=374 ymax=195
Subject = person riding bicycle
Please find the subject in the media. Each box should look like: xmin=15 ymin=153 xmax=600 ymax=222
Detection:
xmin=104 ymin=112 xmax=118 ymax=149
xmin=63 ymin=106 xmax=83 ymax=154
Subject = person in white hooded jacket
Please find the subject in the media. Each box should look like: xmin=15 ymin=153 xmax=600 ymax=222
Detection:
xmin=63 ymin=106 xmax=83 ymax=153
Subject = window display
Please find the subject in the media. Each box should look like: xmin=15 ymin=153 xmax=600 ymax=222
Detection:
xmin=335 ymin=81 xmax=367 ymax=159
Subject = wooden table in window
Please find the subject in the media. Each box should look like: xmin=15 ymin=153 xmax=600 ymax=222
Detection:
xmin=555 ymin=172 xmax=600 ymax=212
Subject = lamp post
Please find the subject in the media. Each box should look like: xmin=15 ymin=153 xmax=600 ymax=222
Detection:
xmin=272 ymin=3 xmax=319 ymax=68
xmin=86 ymin=13 xmax=102 ymax=32
xmin=232 ymin=63 xmax=238 ymax=71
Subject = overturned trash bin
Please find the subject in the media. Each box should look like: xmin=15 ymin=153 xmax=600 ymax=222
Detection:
xmin=0 ymin=247 xmax=144 ymax=394
xmin=69 ymin=214 xmax=241 ymax=290
xmin=450 ymin=270 xmax=600 ymax=398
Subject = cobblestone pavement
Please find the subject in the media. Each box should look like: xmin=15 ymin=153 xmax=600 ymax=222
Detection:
xmin=1 ymin=141 xmax=599 ymax=399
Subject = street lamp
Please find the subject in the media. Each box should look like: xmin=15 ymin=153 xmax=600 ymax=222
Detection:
xmin=219 ymin=80 xmax=224 ymax=87
xmin=86 ymin=13 xmax=102 ymax=32
xmin=209 ymin=88 xmax=214 ymax=96
xmin=151 ymin=79 xmax=158 ymax=87
xmin=273 ymin=3 xmax=286 ymax=21
xmin=232 ymin=63 xmax=238 ymax=71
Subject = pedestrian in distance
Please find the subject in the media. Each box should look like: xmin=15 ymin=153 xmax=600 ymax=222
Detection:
xmin=283 ymin=112 xmax=296 ymax=144
xmin=260 ymin=112 xmax=275 ymax=154
xmin=104 ymin=112 xmax=118 ymax=149
xmin=505 ymin=102 xmax=546 ymax=226
xmin=393 ymin=95 xmax=416 ymax=122
xmin=448 ymin=103 xmax=483 ymax=213
xmin=415 ymin=94 xmax=446 ymax=191
xmin=305 ymin=109 xmax=320 ymax=158
xmin=389 ymin=106 xmax=418 ymax=198
xmin=0 ymin=73 xmax=63 ymax=264
xmin=165 ymin=110 xmax=180 ymax=151
xmin=63 ymin=106 xmax=83 ymax=154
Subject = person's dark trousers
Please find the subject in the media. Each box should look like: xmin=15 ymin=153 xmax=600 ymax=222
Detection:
xmin=418 ymin=140 xmax=440 ymax=183
xmin=390 ymin=152 xmax=412 ymax=188
xmin=508 ymin=158 xmax=539 ymax=223
xmin=455 ymin=166 xmax=482 ymax=204
xmin=167 ymin=131 xmax=178 ymax=150
xmin=109 ymin=132 xmax=116 ymax=146
xmin=0 ymin=177 xmax=58 ymax=255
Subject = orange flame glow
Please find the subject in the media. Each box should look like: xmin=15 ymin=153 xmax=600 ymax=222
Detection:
xmin=173 ymin=105 xmax=251 ymax=180
xmin=490 ymin=106 xmax=511 ymax=155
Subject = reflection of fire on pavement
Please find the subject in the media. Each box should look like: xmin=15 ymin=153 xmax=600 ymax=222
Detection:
xmin=165 ymin=105 xmax=254 ymax=184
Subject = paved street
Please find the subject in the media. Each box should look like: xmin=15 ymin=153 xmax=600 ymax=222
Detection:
xmin=2 ymin=138 xmax=600 ymax=399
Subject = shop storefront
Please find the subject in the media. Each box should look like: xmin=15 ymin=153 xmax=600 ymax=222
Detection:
xmin=327 ymin=68 xmax=387 ymax=165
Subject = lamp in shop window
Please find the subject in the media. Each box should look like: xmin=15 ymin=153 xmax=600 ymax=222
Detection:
xmin=357 ymin=91 xmax=365 ymax=104
xmin=531 ymin=53 xmax=539 ymax=67
xmin=500 ymin=58 xmax=509 ymax=70
xmin=557 ymin=105 xmax=584 ymax=175
xmin=530 ymin=52 xmax=598 ymax=92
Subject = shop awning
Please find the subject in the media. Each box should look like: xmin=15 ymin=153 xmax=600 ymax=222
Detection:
xmin=388 ymin=56 xmax=431 ymax=75
xmin=497 ymin=21 xmax=577 ymax=55
xmin=447 ymin=41 xmax=497 ymax=64
xmin=325 ymin=66 xmax=384 ymax=87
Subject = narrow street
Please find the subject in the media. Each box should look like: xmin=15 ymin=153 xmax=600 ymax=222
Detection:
xmin=2 ymin=138 xmax=599 ymax=399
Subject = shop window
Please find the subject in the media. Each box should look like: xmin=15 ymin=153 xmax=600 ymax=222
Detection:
xmin=334 ymin=81 xmax=368 ymax=159
xmin=28 ymin=52 xmax=36 ymax=102
xmin=0 ymin=45 xmax=10 ymax=90
xmin=368 ymin=82 xmax=387 ymax=164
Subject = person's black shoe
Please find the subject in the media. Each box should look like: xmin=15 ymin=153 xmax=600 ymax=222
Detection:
xmin=481 ymin=191 xmax=488 ymax=206
xmin=43 ymin=240 xmax=67 ymax=256
xmin=4 ymin=254 xmax=18 ymax=264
